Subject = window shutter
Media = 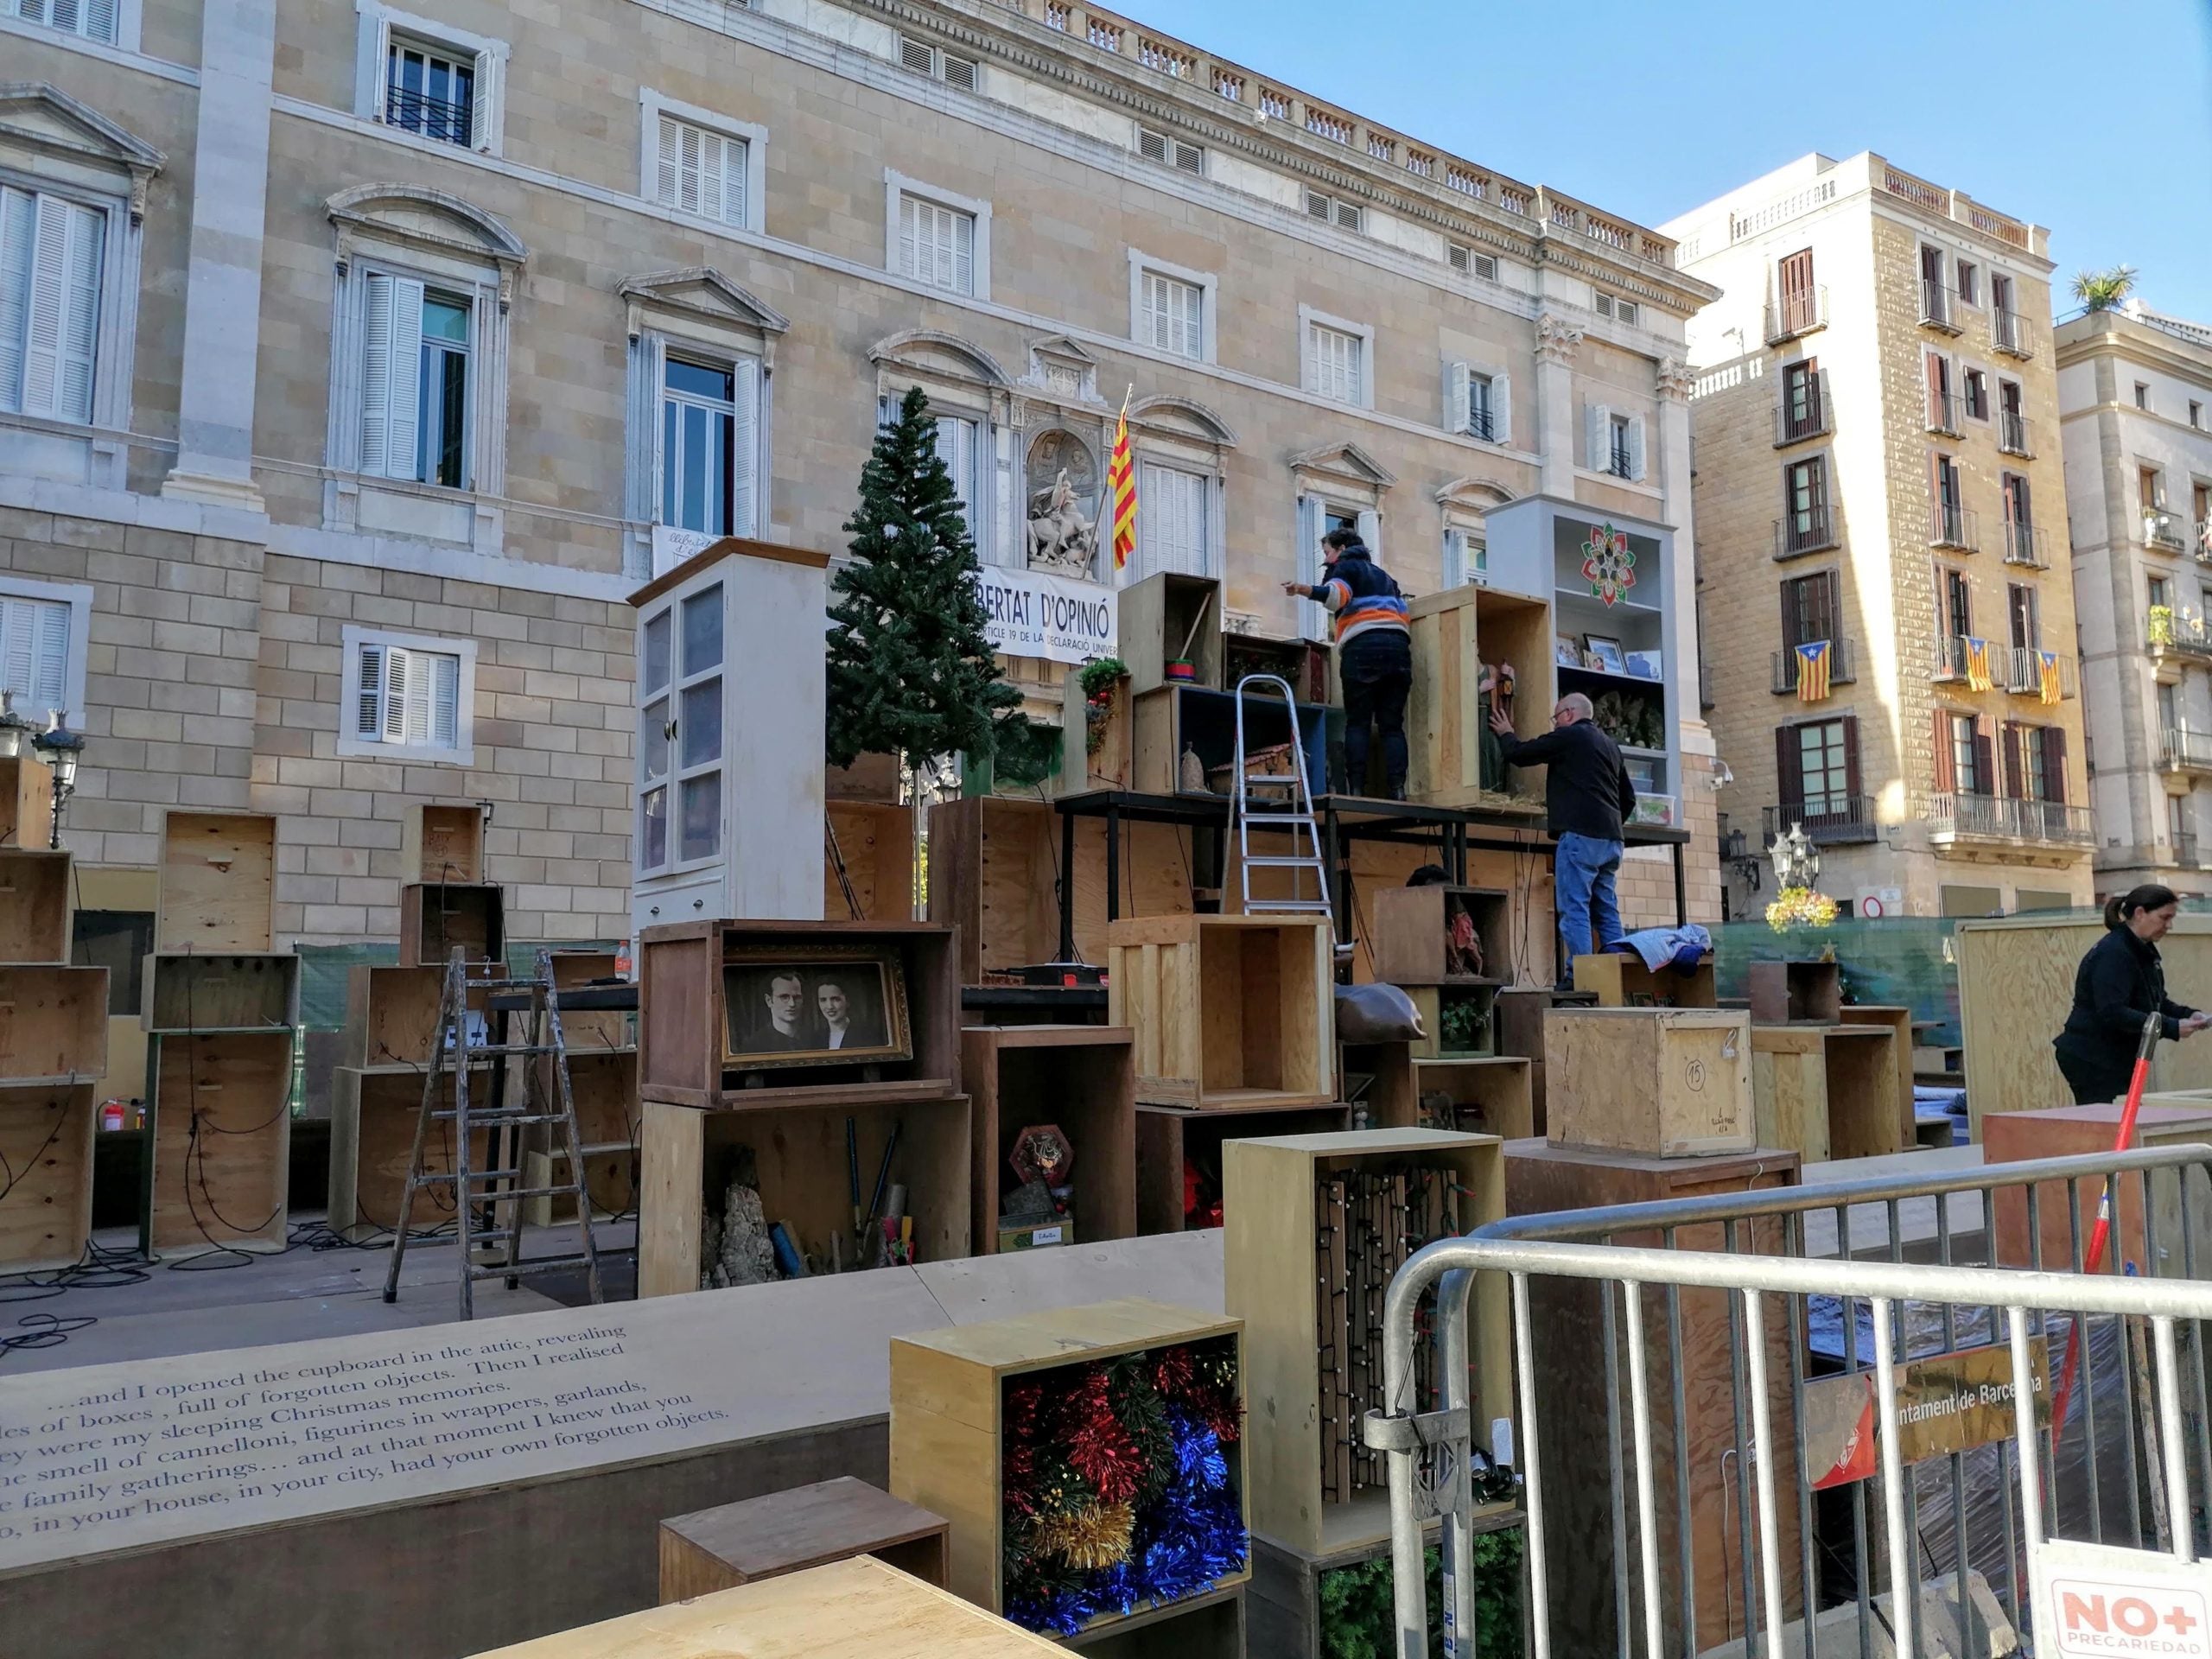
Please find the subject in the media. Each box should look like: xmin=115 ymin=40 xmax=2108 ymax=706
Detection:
xmin=1627 ymin=415 xmax=1648 ymax=482
xmin=1586 ymin=404 xmax=1609 ymax=468
xmin=359 ymin=275 xmax=392 ymax=475
xmin=656 ymin=116 xmax=682 ymax=207
xmin=724 ymin=132 xmax=747 ymax=227
xmin=1492 ymin=372 xmax=1512 ymax=446
xmin=381 ymin=646 xmax=410 ymax=739
xmin=403 ymin=647 xmax=434 ymax=742
xmin=364 ymin=275 xmax=424 ymax=480
xmin=2044 ymin=726 xmax=2068 ymax=805
xmin=1357 ymin=508 xmax=1380 ymax=563
xmin=1775 ymin=725 xmax=1802 ymax=812
xmin=898 ymin=195 xmax=918 ymax=279
xmin=1971 ymin=717 xmax=1994 ymax=798
xmin=1840 ymin=713 xmax=1861 ymax=799
xmin=729 ymin=356 xmax=759 ymax=537
xmin=2001 ymin=722 xmax=2024 ymax=799
xmin=1443 ymin=527 xmax=1466 ymax=589
xmin=1932 ymin=711 xmax=1955 ymax=793
xmin=1444 ymin=361 xmax=1471 ymax=435
xmin=467 ymin=50 xmax=494 ymax=150
xmin=365 ymin=12 xmax=394 ymax=121
xmin=952 ymin=211 xmax=975 ymax=296
xmin=1296 ymin=495 xmax=1324 ymax=641
xmin=0 ymin=189 xmax=31 ymax=413
xmin=19 ymin=194 xmax=71 ymax=418
xmin=899 ymin=35 xmax=934 ymax=73
xmin=356 ymin=643 xmax=385 ymax=737
xmin=431 ymin=652 xmax=461 ymax=747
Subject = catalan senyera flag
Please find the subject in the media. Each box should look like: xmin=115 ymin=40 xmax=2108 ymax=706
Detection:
xmin=1963 ymin=636 xmax=1993 ymax=692
xmin=1106 ymin=400 xmax=1137 ymax=570
xmin=1794 ymin=639 xmax=1832 ymax=702
xmin=2039 ymin=648 xmax=2063 ymax=706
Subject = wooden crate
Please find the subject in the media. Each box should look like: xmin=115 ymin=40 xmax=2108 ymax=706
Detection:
xmin=1506 ymin=1138 xmax=1802 ymax=1656
xmin=1248 ymin=1516 xmax=1521 ymax=1659
xmin=639 ymin=920 xmax=961 ymax=1110
xmin=473 ymin=1555 xmax=1065 ymax=1657
xmin=147 ymin=1029 xmax=291 ymax=1255
xmin=0 ymin=752 xmax=54 ymax=852
xmin=637 ymin=1090 xmax=970 ymax=1296
xmin=1135 ymin=1100 xmax=1351 ymax=1234
xmin=403 ymin=803 xmax=486 ymax=884
xmin=327 ymin=1065 xmax=488 ymax=1237
xmin=398 ymin=883 xmax=506 ymax=968
xmin=342 ymin=963 xmax=493 ymax=1067
xmin=549 ymin=950 xmax=630 ymax=1053
xmin=1225 ymin=1128 xmax=1509 ymax=1554
xmin=1407 ymin=982 xmax=1499 ymax=1059
xmin=658 ymin=1478 xmax=950 ymax=1601
xmin=1546 ymin=1007 xmax=1753 ymax=1157
xmin=1748 ymin=958 xmax=1841 ymax=1024
xmin=1370 ymin=884 xmax=1510 ymax=986
xmin=156 ymin=810 xmax=276 ymax=952
xmin=1404 ymin=584 xmax=1551 ymax=810
xmin=1413 ymin=1056 xmax=1535 ymax=1139
xmin=0 ymin=1079 xmax=95 ymax=1271
xmin=1838 ymin=1004 xmax=1916 ymax=1153
xmin=522 ymin=1047 xmax=640 ymax=1227
xmin=1130 ymin=682 xmax=1325 ymax=801
xmin=0 ymin=849 xmax=70 ymax=963
xmin=962 ymin=1025 xmax=1135 ymax=1255
xmin=1572 ymin=950 xmax=1718 ymax=1008
xmin=824 ymin=800 xmax=916 ymax=923
xmin=1061 ymin=669 xmax=1135 ymax=793
xmin=1336 ymin=1040 xmax=1414 ymax=1128
xmin=1118 ymin=570 xmax=1224 ymax=696
xmin=1984 ymin=1101 xmax=2212 ymax=1272
xmin=1067 ymin=1584 xmax=1243 ymax=1658
xmin=1107 ymin=914 xmax=1331 ymax=1109
xmin=0 ymin=964 xmax=109 ymax=1079
xmin=887 ymin=1299 xmax=1247 ymax=1634
xmin=927 ymin=796 xmax=1194 ymax=983
xmin=143 ymin=952 xmax=299 ymax=1033
xmin=1751 ymin=1025 xmax=1901 ymax=1163
xmin=1495 ymin=988 xmax=1595 ymax=1137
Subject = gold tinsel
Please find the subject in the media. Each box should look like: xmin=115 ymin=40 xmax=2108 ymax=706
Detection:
xmin=1028 ymin=1501 xmax=1135 ymax=1570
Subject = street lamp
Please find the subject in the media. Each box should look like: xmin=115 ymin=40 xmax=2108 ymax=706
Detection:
xmin=30 ymin=712 xmax=85 ymax=850
xmin=0 ymin=691 xmax=33 ymax=760
xmin=1770 ymin=822 xmax=1821 ymax=891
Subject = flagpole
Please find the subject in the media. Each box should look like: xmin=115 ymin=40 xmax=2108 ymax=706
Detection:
xmin=1091 ymin=384 xmax=1132 ymax=556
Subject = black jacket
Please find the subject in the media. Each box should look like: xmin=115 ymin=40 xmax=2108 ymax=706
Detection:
xmin=2055 ymin=926 xmax=2197 ymax=1063
xmin=1495 ymin=717 xmax=1637 ymax=842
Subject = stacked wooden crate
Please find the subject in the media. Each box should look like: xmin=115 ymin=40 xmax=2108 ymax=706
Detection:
xmin=1368 ymin=884 xmax=1532 ymax=1138
xmin=519 ymin=948 xmax=639 ymax=1227
xmin=327 ymin=959 xmax=488 ymax=1238
xmin=0 ymin=785 xmax=107 ymax=1271
xmin=1743 ymin=959 xmax=1909 ymax=1163
xmin=142 ymin=810 xmax=299 ymax=1258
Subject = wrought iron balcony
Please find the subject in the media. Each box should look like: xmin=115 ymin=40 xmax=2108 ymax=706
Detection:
xmin=1991 ymin=307 xmax=2032 ymax=359
xmin=2163 ymin=727 xmax=2212 ymax=773
xmin=2001 ymin=519 xmax=2049 ymax=569
xmin=2149 ymin=610 xmax=2212 ymax=659
xmin=1773 ymin=510 xmax=1835 ymax=560
xmin=1998 ymin=410 xmax=2033 ymax=456
xmin=2144 ymin=512 xmax=2184 ymax=551
xmin=1765 ymin=286 xmax=1828 ymax=343
xmin=385 ymin=81 xmax=474 ymax=145
xmin=1763 ymin=798 xmax=1878 ymax=846
xmin=1467 ymin=404 xmax=1498 ymax=443
xmin=1605 ymin=443 xmax=1634 ymax=480
xmin=1927 ymin=791 xmax=2094 ymax=846
xmin=2003 ymin=645 xmax=2075 ymax=698
xmin=1930 ymin=502 xmax=1979 ymax=550
xmin=1921 ymin=279 xmax=1961 ymax=334
xmin=2197 ymin=521 xmax=2212 ymax=565
xmin=1925 ymin=388 xmax=1962 ymax=436
xmin=2180 ymin=831 xmax=2202 ymax=868
xmin=1769 ymin=638 xmax=1858 ymax=694
xmin=1775 ymin=373 xmax=1828 ymax=444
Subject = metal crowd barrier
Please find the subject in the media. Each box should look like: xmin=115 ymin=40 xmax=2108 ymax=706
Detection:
xmin=1369 ymin=1145 xmax=2212 ymax=1658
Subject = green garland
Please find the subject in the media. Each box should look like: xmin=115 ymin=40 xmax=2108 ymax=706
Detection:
xmin=1317 ymin=1529 xmax=1524 ymax=1659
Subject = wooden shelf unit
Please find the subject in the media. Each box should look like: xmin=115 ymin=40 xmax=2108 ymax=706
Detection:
xmin=0 ymin=1079 xmax=96 ymax=1272
xmin=342 ymin=962 xmax=493 ymax=1067
xmin=1839 ymin=1004 xmax=1916 ymax=1150
xmin=0 ymin=964 xmax=108 ymax=1079
xmin=1249 ymin=1510 xmax=1522 ymax=1659
xmin=156 ymin=810 xmax=276 ymax=953
xmin=1749 ymin=958 xmax=1842 ymax=1025
xmin=639 ymin=920 xmax=960 ymax=1109
xmin=887 ymin=1299 xmax=1248 ymax=1637
xmin=1120 ymin=571 xmax=1226 ymax=696
xmin=327 ymin=1065 xmax=486 ymax=1237
xmin=1494 ymin=987 xmax=1595 ymax=1137
xmin=1985 ymin=1101 xmax=2212 ymax=1270
xmin=1130 ymin=682 xmax=1327 ymax=802
xmin=1404 ymin=584 xmax=1552 ymax=810
xmin=0 ymin=849 xmax=71 ymax=963
xmin=1751 ymin=1024 xmax=1902 ymax=1163
xmin=637 ymin=1090 xmax=971 ymax=1297
xmin=1107 ymin=914 xmax=1332 ymax=1109
xmin=824 ymin=800 xmax=916 ymax=923
xmin=0 ymin=752 xmax=54 ymax=851
xmin=1225 ymin=1128 xmax=1509 ymax=1555
xmin=522 ymin=1046 xmax=640 ymax=1226
xmin=1336 ymin=1040 xmax=1414 ymax=1128
xmin=1407 ymin=981 xmax=1500 ymax=1059
xmin=143 ymin=952 xmax=300 ymax=1033
xmin=398 ymin=882 xmax=507 ymax=968
xmin=1067 ymin=1584 xmax=1245 ymax=1658
xmin=1062 ymin=667 xmax=1135 ymax=793
xmin=657 ymin=1478 xmax=950 ymax=1601
xmin=402 ymin=802 xmax=486 ymax=884
xmin=146 ymin=1028 xmax=291 ymax=1255
xmin=1572 ymin=950 xmax=1718 ymax=1008
xmin=1135 ymin=1100 xmax=1351 ymax=1234
xmin=549 ymin=950 xmax=630 ymax=1052
xmin=1370 ymin=883 xmax=1510 ymax=987
xmin=961 ymin=1025 xmax=1135 ymax=1255
xmin=1547 ymin=1007 xmax=1753 ymax=1158
xmin=1412 ymin=1056 xmax=1535 ymax=1139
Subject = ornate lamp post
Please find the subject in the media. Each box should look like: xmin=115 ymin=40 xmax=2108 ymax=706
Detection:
xmin=0 ymin=691 xmax=33 ymax=760
xmin=30 ymin=712 xmax=86 ymax=850
xmin=1770 ymin=822 xmax=1821 ymax=892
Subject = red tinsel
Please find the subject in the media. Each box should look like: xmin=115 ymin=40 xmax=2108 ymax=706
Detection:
xmin=1150 ymin=1345 xmax=1195 ymax=1399
xmin=1002 ymin=1382 xmax=1046 ymax=1510
xmin=1065 ymin=1364 xmax=1145 ymax=1504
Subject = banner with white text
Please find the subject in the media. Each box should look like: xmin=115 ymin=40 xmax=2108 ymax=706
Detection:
xmin=973 ymin=564 xmax=1117 ymax=665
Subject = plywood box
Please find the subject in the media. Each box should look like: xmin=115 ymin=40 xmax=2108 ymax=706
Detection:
xmin=343 ymin=963 xmax=490 ymax=1068
xmin=1135 ymin=1101 xmax=1351 ymax=1234
xmin=1108 ymin=914 xmax=1331 ymax=1109
xmin=156 ymin=811 xmax=276 ymax=953
xmin=327 ymin=1065 xmax=490 ymax=1237
xmin=962 ymin=1025 xmax=1135 ymax=1255
xmin=1412 ymin=1056 xmax=1535 ymax=1139
xmin=1839 ymin=1004 xmax=1916 ymax=1152
xmin=1546 ymin=1007 xmax=1753 ymax=1157
xmin=1748 ymin=959 xmax=1842 ymax=1025
xmin=1573 ymin=950 xmax=1718 ymax=1008
xmin=1370 ymin=884 xmax=1510 ymax=986
xmin=143 ymin=953 xmax=299 ymax=1034
xmin=521 ymin=1047 xmax=639 ymax=1226
xmin=398 ymin=883 xmax=506 ymax=968
xmin=403 ymin=803 xmax=486 ymax=884
xmin=0 ymin=964 xmax=109 ymax=1079
xmin=1751 ymin=1025 xmax=1901 ymax=1163
xmin=0 ymin=849 xmax=70 ymax=964
xmin=1224 ymin=1129 xmax=1508 ymax=1554
xmin=1407 ymin=982 xmax=1498 ymax=1059
xmin=1061 ymin=669 xmax=1135 ymax=792
xmin=824 ymin=801 xmax=916 ymax=923
xmin=548 ymin=950 xmax=630 ymax=1053
xmin=147 ymin=1029 xmax=291 ymax=1255
xmin=1130 ymin=683 xmax=1325 ymax=801
xmin=1067 ymin=1585 xmax=1244 ymax=1658
xmin=1984 ymin=1101 xmax=2212 ymax=1274
xmin=0 ymin=752 xmax=54 ymax=852
xmin=1404 ymin=584 xmax=1551 ymax=811
xmin=657 ymin=1478 xmax=949 ymax=1601
xmin=0 ymin=1079 xmax=94 ymax=1271
xmin=1495 ymin=987 xmax=1596 ymax=1137
xmin=887 ymin=1299 xmax=1247 ymax=1635
xmin=1119 ymin=570 xmax=1224 ymax=696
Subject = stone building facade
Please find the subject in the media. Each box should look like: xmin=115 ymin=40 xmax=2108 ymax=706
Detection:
xmin=2 ymin=0 xmax=1722 ymax=948
xmin=1664 ymin=154 xmax=2091 ymax=920
xmin=2058 ymin=302 xmax=2212 ymax=896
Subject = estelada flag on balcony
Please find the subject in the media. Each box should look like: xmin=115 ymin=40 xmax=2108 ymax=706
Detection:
xmin=1794 ymin=639 xmax=1832 ymax=702
xmin=1963 ymin=636 xmax=1993 ymax=692
xmin=1105 ymin=389 xmax=1137 ymax=570
xmin=2038 ymin=649 xmax=2063 ymax=706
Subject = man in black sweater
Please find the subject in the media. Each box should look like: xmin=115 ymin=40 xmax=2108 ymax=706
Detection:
xmin=1489 ymin=691 xmax=1637 ymax=988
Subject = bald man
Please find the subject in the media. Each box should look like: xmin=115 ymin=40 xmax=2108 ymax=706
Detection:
xmin=1489 ymin=691 xmax=1638 ymax=988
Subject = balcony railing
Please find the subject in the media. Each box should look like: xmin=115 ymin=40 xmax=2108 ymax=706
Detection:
xmin=2199 ymin=521 xmax=2212 ymax=565
xmin=2003 ymin=645 xmax=2075 ymax=698
xmin=1925 ymin=388 xmax=1961 ymax=435
xmin=2146 ymin=512 xmax=2187 ymax=551
xmin=1605 ymin=444 xmax=1634 ymax=479
xmin=1999 ymin=410 xmax=2033 ymax=456
xmin=1921 ymin=279 xmax=1961 ymax=333
xmin=1932 ymin=635 xmax=1975 ymax=682
xmin=1992 ymin=307 xmax=2032 ymax=359
xmin=1764 ymin=286 xmax=1828 ymax=342
xmin=1773 ymin=510 xmax=1835 ymax=559
xmin=1775 ymin=374 xmax=1828 ymax=444
xmin=1930 ymin=502 xmax=1979 ymax=550
xmin=2163 ymin=726 xmax=2212 ymax=772
xmin=2148 ymin=610 xmax=2212 ymax=658
xmin=2181 ymin=831 xmax=2202 ymax=868
xmin=1769 ymin=637 xmax=1858 ymax=694
xmin=1763 ymin=797 xmax=1878 ymax=845
xmin=2002 ymin=518 xmax=2050 ymax=568
xmin=384 ymin=82 xmax=474 ymax=145
xmin=1927 ymin=791 xmax=2094 ymax=846
xmin=1467 ymin=404 xmax=1498 ymax=443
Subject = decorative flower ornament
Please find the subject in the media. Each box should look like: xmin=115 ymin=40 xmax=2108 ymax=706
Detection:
xmin=1580 ymin=523 xmax=1637 ymax=607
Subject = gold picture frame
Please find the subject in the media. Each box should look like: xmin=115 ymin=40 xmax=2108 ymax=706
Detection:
xmin=721 ymin=945 xmax=913 ymax=1071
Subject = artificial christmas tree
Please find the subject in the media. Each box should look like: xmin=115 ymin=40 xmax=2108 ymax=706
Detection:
xmin=829 ymin=385 xmax=1054 ymax=791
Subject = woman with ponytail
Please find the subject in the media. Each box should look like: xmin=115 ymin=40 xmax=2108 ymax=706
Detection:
xmin=2053 ymin=885 xmax=2209 ymax=1103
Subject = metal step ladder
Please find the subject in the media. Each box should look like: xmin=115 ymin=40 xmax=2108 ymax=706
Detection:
xmin=1228 ymin=673 xmax=1350 ymax=960
xmin=381 ymin=946 xmax=605 ymax=1318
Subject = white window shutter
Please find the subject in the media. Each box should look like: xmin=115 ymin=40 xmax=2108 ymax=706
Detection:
xmin=362 ymin=12 xmax=393 ymax=120
xmin=1357 ymin=508 xmax=1380 ymax=563
xmin=403 ymin=647 xmax=434 ymax=742
xmin=656 ymin=115 xmax=682 ymax=207
xmin=467 ymin=51 xmax=494 ymax=150
xmin=952 ymin=212 xmax=975 ymax=296
xmin=81 ymin=0 xmax=116 ymax=45
xmin=724 ymin=134 xmax=747 ymax=227
xmin=1493 ymin=372 xmax=1512 ymax=446
xmin=1443 ymin=527 xmax=1466 ymax=589
xmin=1586 ymin=404 xmax=1610 ymax=468
xmin=1628 ymin=415 xmax=1648 ymax=482
xmin=20 ymin=194 xmax=69 ymax=418
xmin=58 ymin=201 xmax=101 ymax=424
xmin=356 ymin=643 xmax=384 ymax=737
xmin=1296 ymin=495 xmax=1324 ymax=640
xmin=0 ymin=188 xmax=32 ymax=413
xmin=1444 ymin=361 xmax=1471 ymax=435
xmin=362 ymin=274 xmax=425 ymax=480
xmin=729 ymin=356 xmax=760 ymax=536
xmin=29 ymin=601 xmax=67 ymax=711
xmin=381 ymin=646 xmax=410 ymax=739
xmin=431 ymin=652 xmax=461 ymax=746
xmin=898 ymin=195 xmax=918 ymax=278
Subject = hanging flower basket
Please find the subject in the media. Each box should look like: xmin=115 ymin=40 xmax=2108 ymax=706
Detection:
xmin=1765 ymin=886 xmax=1839 ymax=933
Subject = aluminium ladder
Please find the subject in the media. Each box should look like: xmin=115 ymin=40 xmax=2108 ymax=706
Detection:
xmin=381 ymin=946 xmax=605 ymax=1318
xmin=1227 ymin=673 xmax=1350 ymax=960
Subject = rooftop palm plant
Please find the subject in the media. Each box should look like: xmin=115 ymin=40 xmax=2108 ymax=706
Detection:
xmin=2072 ymin=264 xmax=2139 ymax=312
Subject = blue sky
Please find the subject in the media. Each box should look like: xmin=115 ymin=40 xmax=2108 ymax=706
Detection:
xmin=1158 ymin=0 xmax=2212 ymax=322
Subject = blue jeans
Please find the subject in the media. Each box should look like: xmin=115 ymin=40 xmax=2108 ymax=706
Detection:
xmin=1555 ymin=831 xmax=1624 ymax=985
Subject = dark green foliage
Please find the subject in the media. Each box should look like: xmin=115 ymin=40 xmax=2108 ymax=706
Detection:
xmin=1316 ymin=1529 xmax=1524 ymax=1659
xmin=828 ymin=385 xmax=1047 ymax=782
xmin=1078 ymin=657 xmax=1130 ymax=698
